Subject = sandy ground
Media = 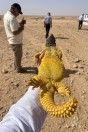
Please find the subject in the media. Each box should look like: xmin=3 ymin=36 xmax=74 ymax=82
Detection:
xmin=0 ymin=16 xmax=88 ymax=132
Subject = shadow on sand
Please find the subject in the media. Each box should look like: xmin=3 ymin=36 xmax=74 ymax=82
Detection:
xmin=55 ymin=36 xmax=69 ymax=39
xmin=78 ymin=28 xmax=88 ymax=31
xmin=64 ymin=69 xmax=78 ymax=78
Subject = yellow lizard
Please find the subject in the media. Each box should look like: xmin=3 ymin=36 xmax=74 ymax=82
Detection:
xmin=28 ymin=34 xmax=78 ymax=118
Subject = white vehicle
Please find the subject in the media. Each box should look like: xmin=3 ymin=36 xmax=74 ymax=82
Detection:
xmin=83 ymin=14 xmax=88 ymax=25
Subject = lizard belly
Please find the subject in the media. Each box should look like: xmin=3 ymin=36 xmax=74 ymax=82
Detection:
xmin=39 ymin=57 xmax=65 ymax=81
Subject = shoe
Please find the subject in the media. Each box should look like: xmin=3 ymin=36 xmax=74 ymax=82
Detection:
xmin=16 ymin=68 xmax=27 ymax=73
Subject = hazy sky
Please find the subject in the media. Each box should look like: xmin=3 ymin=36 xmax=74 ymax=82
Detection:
xmin=0 ymin=0 xmax=88 ymax=16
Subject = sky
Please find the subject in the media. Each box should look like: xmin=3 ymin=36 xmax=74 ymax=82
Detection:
xmin=0 ymin=0 xmax=88 ymax=16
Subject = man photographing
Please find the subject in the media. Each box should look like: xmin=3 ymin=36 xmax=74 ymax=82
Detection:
xmin=3 ymin=3 xmax=26 ymax=73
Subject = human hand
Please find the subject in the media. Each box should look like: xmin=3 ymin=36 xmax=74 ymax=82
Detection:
xmin=20 ymin=17 xmax=26 ymax=26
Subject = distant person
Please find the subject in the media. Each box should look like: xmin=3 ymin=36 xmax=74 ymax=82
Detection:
xmin=78 ymin=13 xmax=84 ymax=29
xmin=44 ymin=12 xmax=52 ymax=38
xmin=0 ymin=86 xmax=47 ymax=132
xmin=3 ymin=3 xmax=26 ymax=73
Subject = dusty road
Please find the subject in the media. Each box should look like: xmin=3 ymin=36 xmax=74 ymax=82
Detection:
xmin=0 ymin=16 xmax=88 ymax=132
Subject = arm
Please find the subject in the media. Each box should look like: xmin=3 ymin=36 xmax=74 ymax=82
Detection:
xmin=10 ymin=17 xmax=26 ymax=35
xmin=12 ymin=25 xmax=24 ymax=35
xmin=0 ymin=86 xmax=47 ymax=132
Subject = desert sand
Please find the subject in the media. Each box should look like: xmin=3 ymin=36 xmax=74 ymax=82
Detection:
xmin=0 ymin=16 xmax=88 ymax=132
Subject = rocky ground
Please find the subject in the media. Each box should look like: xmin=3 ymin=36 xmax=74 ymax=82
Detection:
xmin=0 ymin=16 xmax=88 ymax=132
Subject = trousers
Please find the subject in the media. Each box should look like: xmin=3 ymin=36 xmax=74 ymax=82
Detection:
xmin=78 ymin=20 xmax=83 ymax=29
xmin=10 ymin=44 xmax=22 ymax=71
xmin=45 ymin=23 xmax=50 ymax=38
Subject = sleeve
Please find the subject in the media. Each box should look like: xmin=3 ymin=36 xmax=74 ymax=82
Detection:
xmin=0 ymin=86 xmax=47 ymax=132
xmin=10 ymin=17 xmax=20 ymax=32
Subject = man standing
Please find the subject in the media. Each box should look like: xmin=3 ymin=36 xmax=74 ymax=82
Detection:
xmin=44 ymin=12 xmax=52 ymax=38
xmin=78 ymin=13 xmax=84 ymax=30
xmin=3 ymin=3 xmax=26 ymax=73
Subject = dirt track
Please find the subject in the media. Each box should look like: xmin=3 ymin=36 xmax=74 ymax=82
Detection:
xmin=0 ymin=16 xmax=88 ymax=132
